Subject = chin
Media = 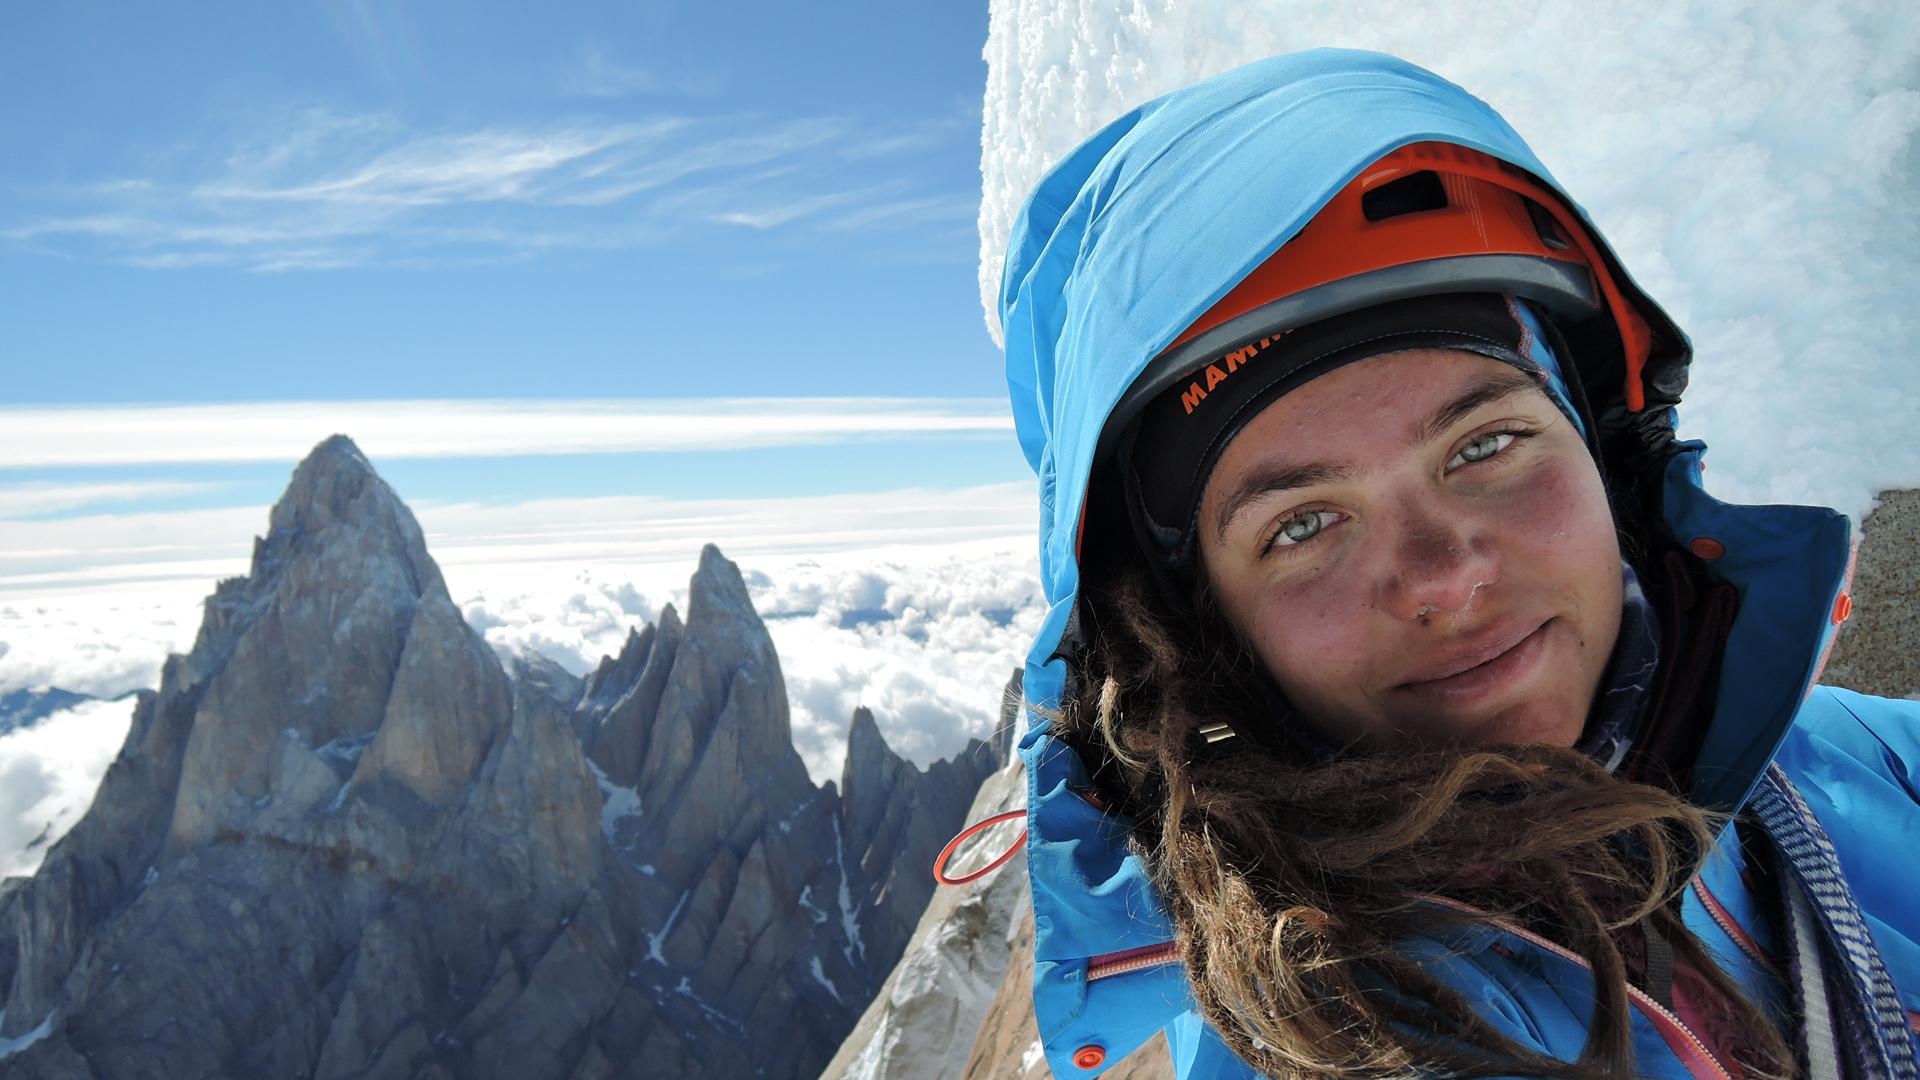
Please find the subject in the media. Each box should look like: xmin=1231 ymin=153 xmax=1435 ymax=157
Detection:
xmin=1311 ymin=693 xmax=1588 ymax=751
xmin=1458 ymin=701 xmax=1585 ymax=749
xmin=1360 ymin=697 xmax=1584 ymax=750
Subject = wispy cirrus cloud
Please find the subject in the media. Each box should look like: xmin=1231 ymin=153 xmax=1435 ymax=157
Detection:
xmin=708 ymin=185 xmax=888 ymax=229
xmin=203 ymin=119 xmax=679 ymax=208
xmin=821 ymin=194 xmax=977 ymax=232
xmin=0 ymin=481 xmax=230 ymax=519
xmin=542 ymin=117 xmax=851 ymax=208
xmin=0 ymin=397 xmax=1013 ymax=470
xmin=556 ymin=43 xmax=728 ymax=100
xmin=4 ymin=103 xmax=975 ymax=271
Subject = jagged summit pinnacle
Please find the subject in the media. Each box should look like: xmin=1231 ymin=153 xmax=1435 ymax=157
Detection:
xmin=183 ymin=435 xmax=451 ymax=702
xmin=267 ymin=434 xmax=395 ymax=530
xmin=840 ymin=706 xmax=908 ymax=802
xmin=846 ymin=706 xmax=887 ymax=757
xmin=252 ymin=434 xmax=442 ymax=595
xmin=838 ymin=705 xmax=906 ymax=813
xmin=314 ymin=432 xmax=371 ymax=465
xmin=688 ymin=543 xmax=759 ymax=628
xmin=288 ymin=433 xmax=377 ymax=488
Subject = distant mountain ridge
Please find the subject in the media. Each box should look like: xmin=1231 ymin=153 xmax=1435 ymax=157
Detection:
xmin=0 ymin=434 xmax=1001 ymax=1080
xmin=0 ymin=689 xmax=99 ymax=738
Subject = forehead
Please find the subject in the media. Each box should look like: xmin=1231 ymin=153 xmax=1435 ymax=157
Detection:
xmin=1205 ymin=348 xmax=1544 ymax=490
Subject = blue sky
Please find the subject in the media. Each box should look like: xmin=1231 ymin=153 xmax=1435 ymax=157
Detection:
xmin=1 ymin=1 xmax=1025 ymax=509
xmin=3 ymin=0 xmax=1002 ymax=395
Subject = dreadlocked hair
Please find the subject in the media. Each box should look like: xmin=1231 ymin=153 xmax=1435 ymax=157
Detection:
xmin=1058 ymin=557 xmax=1796 ymax=1080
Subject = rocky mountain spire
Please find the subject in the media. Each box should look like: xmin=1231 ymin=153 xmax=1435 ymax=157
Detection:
xmin=0 ymin=437 xmax=1000 ymax=1080
xmin=837 ymin=705 xmax=1000 ymax=987
xmin=166 ymin=432 xmax=493 ymax=852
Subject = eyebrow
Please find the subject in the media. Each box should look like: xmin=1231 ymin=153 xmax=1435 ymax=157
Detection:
xmin=1210 ymin=368 xmax=1545 ymax=544
xmin=1411 ymin=367 xmax=1542 ymax=448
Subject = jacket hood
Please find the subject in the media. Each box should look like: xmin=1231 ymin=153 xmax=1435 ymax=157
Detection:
xmin=1001 ymin=48 xmax=1694 ymax=616
xmin=998 ymin=48 xmax=1854 ymax=1076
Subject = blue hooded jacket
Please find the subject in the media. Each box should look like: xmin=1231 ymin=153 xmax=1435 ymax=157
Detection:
xmin=997 ymin=48 xmax=1920 ymax=1078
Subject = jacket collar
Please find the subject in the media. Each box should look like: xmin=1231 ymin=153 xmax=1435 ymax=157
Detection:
xmin=1653 ymin=444 xmax=1853 ymax=812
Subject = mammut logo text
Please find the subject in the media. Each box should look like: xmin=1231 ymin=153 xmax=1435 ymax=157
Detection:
xmin=1180 ymin=337 xmax=1278 ymax=415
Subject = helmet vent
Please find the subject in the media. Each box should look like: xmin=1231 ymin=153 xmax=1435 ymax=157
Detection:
xmin=1361 ymin=170 xmax=1448 ymax=221
xmin=1524 ymin=198 xmax=1573 ymax=250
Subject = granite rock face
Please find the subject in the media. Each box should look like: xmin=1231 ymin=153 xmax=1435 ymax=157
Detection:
xmin=838 ymin=708 xmax=999 ymax=989
xmin=819 ymin=760 xmax=1029 ymax=1080
xmin=820 ymin=752 xmax=1174 ymax=1080
xmin=0 ymin=435 xmax=998 ymax=1080
xmin=1824 ymin=488 xmax=1920 ymax=699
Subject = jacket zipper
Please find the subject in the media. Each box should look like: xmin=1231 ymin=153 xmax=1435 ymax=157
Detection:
xmin=1692 ymin=877 xmax=1780 ymax=977
xmin=1086 ymin=942 xmax=1179 ymax=982
xmin=1423 ymin=896 xmax=1736 ymax=1080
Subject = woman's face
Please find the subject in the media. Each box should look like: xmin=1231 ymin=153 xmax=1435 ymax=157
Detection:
xmin=1196 ymin=348 xmax=1622 ymax=749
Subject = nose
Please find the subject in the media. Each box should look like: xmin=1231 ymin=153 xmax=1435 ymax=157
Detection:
xmin=1379 ymin=506 xmax=1500 ymax=624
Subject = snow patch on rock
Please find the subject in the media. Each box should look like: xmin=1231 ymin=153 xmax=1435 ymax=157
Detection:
xmin=0 ymin=1009 xmax=56 ymax=1060
xmin=645 ymin=890 xmax=689 ymax=966
xmin=811 ymin=955 xmax=845 ymax=1005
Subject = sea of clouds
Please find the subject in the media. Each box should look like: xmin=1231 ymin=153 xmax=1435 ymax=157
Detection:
xmin=456 ymin=538 xmax=1044 ymax=784
xmin=979 ymin=0 xmax=1920 ymax=521
xmin=0 ymin=490 xmax=1042 ymax=874
xmin=0 ymin=699 xmax=135 ymax=878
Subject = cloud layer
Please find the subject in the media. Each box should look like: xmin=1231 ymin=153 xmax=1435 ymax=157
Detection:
xmin=463 ymin=539 xmax=1044 ymax=784
xmin=0 ymin=398 xmax=1012 ymax=469
xmin=0 ymin=698 xmax=136 ymax=878
xmin=0 ymin=536 xmax=1040 ymax=847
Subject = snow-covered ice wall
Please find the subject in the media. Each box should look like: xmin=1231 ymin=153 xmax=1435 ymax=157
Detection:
xmin=978 ymin=2 xmax=1920 ymax=519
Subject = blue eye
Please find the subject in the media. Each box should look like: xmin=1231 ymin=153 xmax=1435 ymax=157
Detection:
xmin=1272 ymin=509 xmax=1338 ymax=547
xmin=1447 ymin=431 xmax=1518 ymax=469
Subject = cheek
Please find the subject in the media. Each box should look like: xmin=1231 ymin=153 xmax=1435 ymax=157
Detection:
xmin=1503 ymin=457 xmax=1618 ymax=569
xmin=1242 ymin=563 xmax=1377 ymax=696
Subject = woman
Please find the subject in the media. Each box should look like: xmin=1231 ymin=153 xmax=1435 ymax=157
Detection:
xmin=997 ymin=49 xmax=1920 ymax=1078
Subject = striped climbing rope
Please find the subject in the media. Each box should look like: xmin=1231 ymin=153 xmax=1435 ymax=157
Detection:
xmin=1749 ymin=765 xmax=1917 ymax=1080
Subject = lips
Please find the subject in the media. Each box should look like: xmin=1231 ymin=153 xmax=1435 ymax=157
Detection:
xmin=1395 ymin=617 xmax=1554 ymax=703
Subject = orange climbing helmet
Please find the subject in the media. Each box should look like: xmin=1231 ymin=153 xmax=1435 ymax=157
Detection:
xmin=1141 ymin=140 xmax=1655 ymax=418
